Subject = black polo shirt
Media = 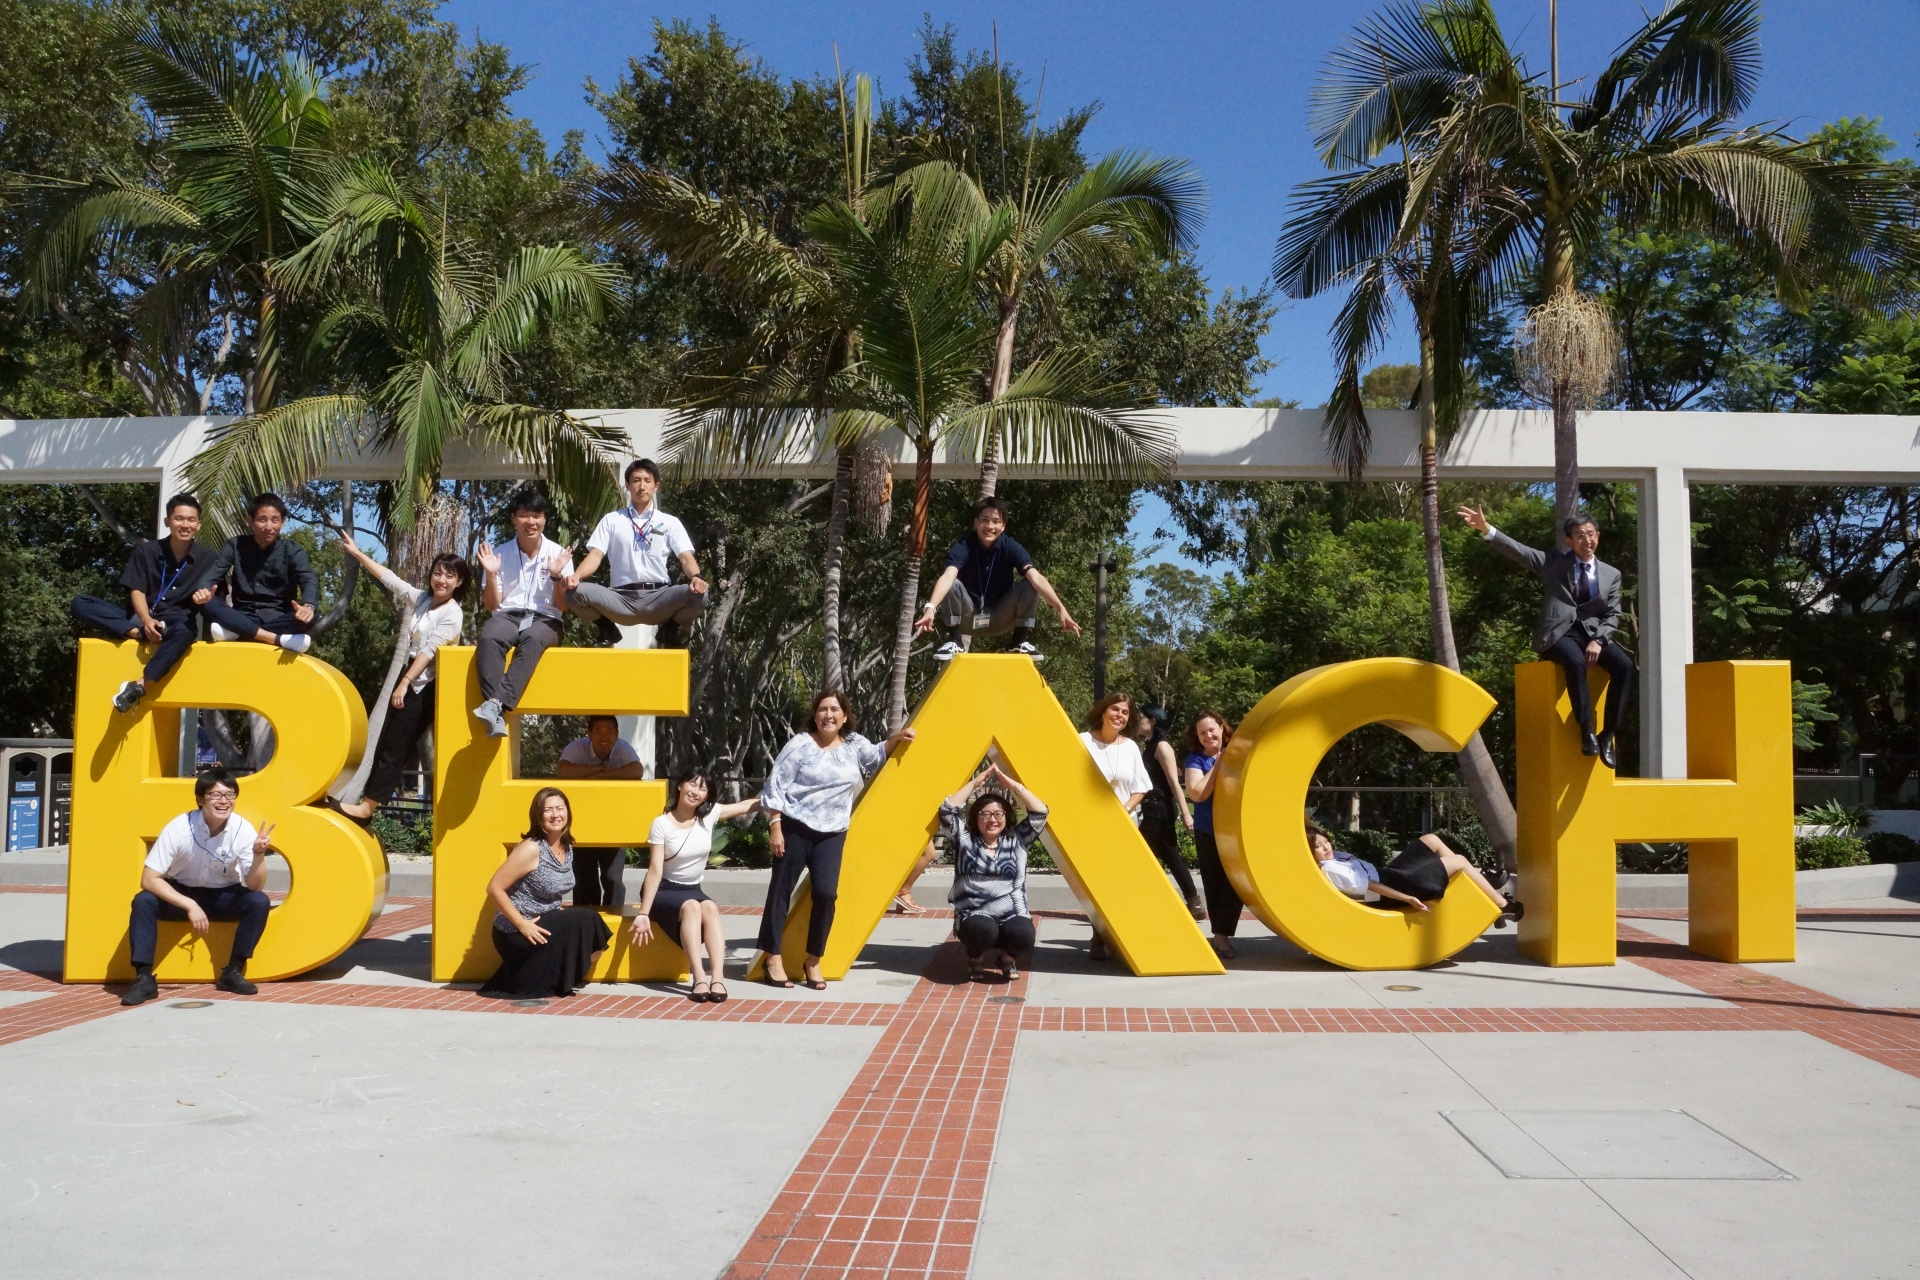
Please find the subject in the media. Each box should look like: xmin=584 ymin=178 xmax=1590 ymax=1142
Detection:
xmin=944 ymin=532 xmax=1034 ymax=606
xmin=119 ymin=538 xmax=220 ymax=611
xmin=206 ymin=534 xmax=319 ymax=611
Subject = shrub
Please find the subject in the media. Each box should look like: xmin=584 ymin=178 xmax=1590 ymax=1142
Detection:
xmin=369 ymin=810 xmax=432 ymax=857
xmin=1796 ymin=799 xmax=1870 ymax=836
xmin=1795 ymin=833 xmax=1869 ymax=870
xmin=1863 ymin=830 xmax=1920 ymax=864
xmin=1618 ymin=842 xmax=1688 ymax=873
xmin=1339 ymin=827 xmax=1401 ymax=864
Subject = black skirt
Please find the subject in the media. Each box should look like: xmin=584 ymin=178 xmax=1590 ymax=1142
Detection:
xmin=647 ymin=881 xmax=713 ymax=939
xmin=1376 ymin=839 xmax=1450 ymax=902
xmin=480 ymin=907 xmax=612 ymax=998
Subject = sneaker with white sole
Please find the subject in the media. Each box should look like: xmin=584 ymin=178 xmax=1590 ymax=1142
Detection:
xmin=112 ymin=680 xmax=145 ymax=714
xmin=208 ymin=622 xmax=237 ymax=642
xmin=1010 ymin=640 xmax=1045 ymax=662
xmin=473 ymin=699 xmax=508 ymax=738
xmin=277 ymin=633 xmax=312 ymax=653
xmin=932 ymin=640 xmax=961 ymax=663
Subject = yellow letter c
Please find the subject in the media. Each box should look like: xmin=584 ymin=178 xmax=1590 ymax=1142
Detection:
xmin=1214 ymin=657 xmax=1503 ymax=970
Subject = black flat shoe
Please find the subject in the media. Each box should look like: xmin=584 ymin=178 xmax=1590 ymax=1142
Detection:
xmin=689 ymin=979 xmax=712 ymax=1003
xmin=1580 ymin=730 xmax=1601 ymax=757
xmin=708 ymin=981 xmax=728 ymax=1004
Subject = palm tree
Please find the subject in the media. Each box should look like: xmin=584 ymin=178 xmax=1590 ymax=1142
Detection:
xmin=1277 ymin=143 xmax=1526 ymax=864
xmin=969 ymin=151 xmax=1206 ymax=498
xmin=1313 ymin=0 xmax=1910 ymax=529
xmin=26 ymin=12 xmax=336 ymax=415
xmin=182 ymin=163 xmax=624 ymax=802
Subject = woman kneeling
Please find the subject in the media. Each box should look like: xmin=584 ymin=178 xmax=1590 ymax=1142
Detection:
xmin=632 ymin=770 xmax=759 ymax=1003
xmin=942 ymin=763 xmax=1048 ymax=982
xmin=1309 ymin=820 xmax=1520 ymax=925
xmin=480 ymin=788 xmax=612 ymax=998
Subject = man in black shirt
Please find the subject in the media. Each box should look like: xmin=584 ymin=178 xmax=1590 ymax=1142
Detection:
xmin=914 ymin=496 xmax=1082 ymax=662
xmin=198 ymin=493 xmax=319 ymax=654
xmin=72 ymin=493 xmax=220 ymax=714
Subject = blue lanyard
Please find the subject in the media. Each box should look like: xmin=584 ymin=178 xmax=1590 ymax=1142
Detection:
xmin=154 ymin=549 xmax=192 ymax=604
xmin=976 ymin=543 xmax=1000 ymax=601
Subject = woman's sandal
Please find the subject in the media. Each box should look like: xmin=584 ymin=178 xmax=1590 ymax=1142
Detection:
xmin=802 ymin=967 xmax=828 ymax=991
xmin=1209 ymin=937 xmax=1236 ymax=961
xmin=1002 ymin=959 xmax=1020 ymax=982
xmin=761 ymin=973 xmax=796 ymax=989
xmin=689 ymin=979 xmax=712 ymax=1003
xmin=708 ymin=980 xmax=728 ymax=1004
xmin=890 ymin=893 xmax=927 ymax=917
xmin=318 ymin=795 xmax=372 ymax=828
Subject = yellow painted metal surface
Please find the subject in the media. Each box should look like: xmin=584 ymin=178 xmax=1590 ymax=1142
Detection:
xmin=1213 ymin=658 xmax=1504 ymax=971
xmin=65 ymin=639 xmax=387 ymax=982
xmin=797 ymin=654 xmax=1224 ymax=980
xmin=431 ymin=646 xmax=691 ymax=983
xmin=1516 ymin=659 xmax=1795 ymax=965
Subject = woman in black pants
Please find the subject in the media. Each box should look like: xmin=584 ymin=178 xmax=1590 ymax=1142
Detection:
xmin=1184 ymin=709 xmax=1243 ymax=961
xmin=941 ymin=762 xmax=1047 ymax=982
xmin=756 ymin=690 xmax=915 ymax=988
xmin=1133 ymin=705 xmax=1204 ymax=919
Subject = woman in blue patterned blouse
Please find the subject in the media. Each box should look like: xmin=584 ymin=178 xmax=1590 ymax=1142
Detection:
xmin=940 ymin=762 xmax=1048 ymax=982
xmin=756 ymin=689 xmax=916 ymax=988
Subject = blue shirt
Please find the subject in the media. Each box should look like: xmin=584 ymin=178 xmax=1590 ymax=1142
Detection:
xmin=944 ymin=532 xmax=1033 ymax=606
xmin=760 ymin=732 xmax=890 ymax=833
xmin=1184 ymin=752 xmax=1218 ymax=833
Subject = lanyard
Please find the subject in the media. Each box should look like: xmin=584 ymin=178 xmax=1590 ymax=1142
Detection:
xmin=975 ymin=542 xmax=1000 ymax=602
xmin=154 ymin=549 xmax=192 ymax=604
xmin=626 ymin=506 xmax=659 ymax=550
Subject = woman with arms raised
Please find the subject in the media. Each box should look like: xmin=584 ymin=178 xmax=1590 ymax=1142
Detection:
xmin=479 ymin=788 xmax=611 ymax=998
xmin=941 ymin=762 xmax=1047 ymax=982
xmin=632 ymin=770 xmax=759 ymax=1003
xmin=756 ymin=690 xmax=916 ymax=989
xmin=1184 ymin=710 xmax=1243 ymax=961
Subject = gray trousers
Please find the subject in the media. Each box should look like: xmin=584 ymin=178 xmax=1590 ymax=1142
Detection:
xmin=942 ymin=578 xmax=1038 ymax=643
xmin=568 ymin=582 xmax=706 ymax=629
xmin=476 ymin=611 xmax=563 ymax=709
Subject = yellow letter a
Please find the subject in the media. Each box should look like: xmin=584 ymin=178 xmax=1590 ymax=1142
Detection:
xmin=799 ymin=654 xmax=1224 ymax=979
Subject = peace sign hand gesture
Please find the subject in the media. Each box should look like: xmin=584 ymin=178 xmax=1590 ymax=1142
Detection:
xmin=1456 ymin=505 xmax=1491 ymax=534
xmin=253 ymin=821 xmax=276 ymax=856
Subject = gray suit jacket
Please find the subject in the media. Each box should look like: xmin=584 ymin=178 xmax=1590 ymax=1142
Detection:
xmin=1486 ymin=528 xmax=1623 ymax=654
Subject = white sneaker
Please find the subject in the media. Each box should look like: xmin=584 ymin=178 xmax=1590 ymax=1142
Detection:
xmin=932 ymin=641 xmax=961 ymax=663
xmin=473 ymin=699 xmax=508 ymax=738
xmin=112 ymin=680 xmax=144 ymax=713
xmin=208 ymin=622 xmax=237 ymax=642
xmin=277 ymin=633 xmax=312 ymax=653
xmin=1011 ymin=640 xmax=1045 ymax=663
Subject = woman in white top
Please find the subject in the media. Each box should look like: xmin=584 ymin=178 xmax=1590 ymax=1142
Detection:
xmin=1308 ymin=820 xmax=1518 ymax=924
xmin=1079 ymin=691 xmax=1152 ymax=962
xmin=632 ymin=770 xmax=760 ymax=1003
xmin=334 ymin=539 xmax=469 ymax=821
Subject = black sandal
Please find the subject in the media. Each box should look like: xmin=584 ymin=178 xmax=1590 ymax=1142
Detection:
xmin=318 ymin=794 xmax=372 ymax=828
xmin=689 ymin=979 xmax=712 ymax=1003
xmin=761 ymin=973 xmax=796 ymax=989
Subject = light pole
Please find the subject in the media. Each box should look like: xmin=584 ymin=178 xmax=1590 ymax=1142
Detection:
xmin=1089 ymin=552 xmax=1118 ymax=701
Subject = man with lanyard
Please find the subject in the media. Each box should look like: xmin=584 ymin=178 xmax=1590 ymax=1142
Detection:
xmin=564 ymin=458 xmax=708 ymax=649
xmin=1460 ymin=504 xmax=1636 ymax=769
xmin=556 ymin=715 xmax=645 ymax=908
xmin=473 ymin=488 xmax=574 ymax=739
xmin=914 ymin=496 xmax=1082 ymax=662
xmin=198 ymin=492 xmax=319 ymax=652
xmin=71 ymin=492 xmax=219 ymax=714
xmin=120 ymin=766 xmax=276 ymax=1006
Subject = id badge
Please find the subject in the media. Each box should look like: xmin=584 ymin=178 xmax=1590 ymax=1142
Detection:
xmin=974 ymin=613 xmax=993 ymax=630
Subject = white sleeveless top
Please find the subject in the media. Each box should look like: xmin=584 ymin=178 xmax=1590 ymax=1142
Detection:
xmin=647 ymin=812 xmax=716 ymax=883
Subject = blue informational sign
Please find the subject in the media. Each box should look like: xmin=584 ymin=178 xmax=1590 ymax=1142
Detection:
xmin=7 ymin=796 xmax=42 ymax=851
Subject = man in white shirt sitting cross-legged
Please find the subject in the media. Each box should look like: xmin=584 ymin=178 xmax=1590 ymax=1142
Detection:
xmin=472 ymin=488 xmax=575 ymax=739
xmin=564 ymin=458 xmax=709 ymax=650
xmin=121 ymin=766 xmax=277 ymax=1006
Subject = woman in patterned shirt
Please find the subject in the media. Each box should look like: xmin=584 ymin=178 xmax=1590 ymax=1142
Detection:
xmin=940 ymin=762 xmax=1049 ymax=982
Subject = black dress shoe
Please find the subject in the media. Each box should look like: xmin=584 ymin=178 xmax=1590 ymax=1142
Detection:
xmin=1599 ymin=733 xmax=1618 ymax=770
xmin=1580 ymin=729 xmax=1601 ymax=757
xmin=594 ymin=617 xmax=623 ymax=646
xmin=655 ymin=621 xmax=682 ymax=649
xmin=121 ymin=972 xmax=159 ymax=1006
xmin=215 ymin=967 xmax=258 ymax=996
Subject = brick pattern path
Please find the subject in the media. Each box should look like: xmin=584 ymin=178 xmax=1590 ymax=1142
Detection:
xmin=6 ymin=895 xmax=1920 ymax=1278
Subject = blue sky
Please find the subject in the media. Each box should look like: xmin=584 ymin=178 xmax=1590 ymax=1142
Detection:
xmin=436 ymin=0 xmax=1920 ymax=572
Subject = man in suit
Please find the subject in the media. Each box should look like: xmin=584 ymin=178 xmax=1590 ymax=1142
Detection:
xmin=1459 ymin=505 xmax=1636 ymax=769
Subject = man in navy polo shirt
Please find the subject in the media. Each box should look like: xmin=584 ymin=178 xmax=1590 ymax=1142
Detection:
xmin=71 ymin=492 xmax=219 ymax=714
xmin=914 ymin=496 xmax=1082 ymax=663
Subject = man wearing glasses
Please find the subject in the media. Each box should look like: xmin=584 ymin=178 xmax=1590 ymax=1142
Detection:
xmin=564 ymin=458 xmax=708 ymax=649
xmin=120 ymin=766 xmax=276 ymax=1006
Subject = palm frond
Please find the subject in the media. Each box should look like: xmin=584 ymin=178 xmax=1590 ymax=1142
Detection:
xmin=184 ymin=394 xmax=369 ymax=530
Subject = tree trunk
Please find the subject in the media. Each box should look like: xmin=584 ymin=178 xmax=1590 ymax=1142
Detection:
xmin=1543 ymin=218 xmax=1580 ymax=543
xmin=1417 ymin=340 xmax=1518 ymax=871
xmin=885 ymin=442 xmax=935 ymax=731
xmin=976 ymin=296 xmax=1019 ymax=501
xmin=822 ymin=447 xmax=854 ymax=689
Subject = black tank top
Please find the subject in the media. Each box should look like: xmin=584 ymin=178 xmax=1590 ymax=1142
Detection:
xmin=1141 ymin=735 xmax=1178 ymax=817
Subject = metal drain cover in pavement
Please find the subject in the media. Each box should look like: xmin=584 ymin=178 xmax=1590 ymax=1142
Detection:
xmin=1443 ymin=1110 xmax=1793 ymax=1180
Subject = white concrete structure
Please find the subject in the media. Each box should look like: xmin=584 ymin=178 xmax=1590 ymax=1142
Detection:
xmin=7 ymin=406 xmax=1920 ymax=777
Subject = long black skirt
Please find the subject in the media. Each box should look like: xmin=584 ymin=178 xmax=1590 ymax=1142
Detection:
xmin=1376 ymin=839 xmax=1450 ymax=902
xmin=480 ymin=907 xmax=612 ymax=998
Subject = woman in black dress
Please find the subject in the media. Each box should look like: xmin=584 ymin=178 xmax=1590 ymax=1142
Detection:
xmin=479 ymin=787 xmax=612 ymax=997
xmin=1132 ymin=705 xmax=1203 ymax=918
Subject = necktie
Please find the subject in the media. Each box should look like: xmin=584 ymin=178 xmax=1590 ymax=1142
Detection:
xmin=1577 ymin=563 xmax=1592 ymax=603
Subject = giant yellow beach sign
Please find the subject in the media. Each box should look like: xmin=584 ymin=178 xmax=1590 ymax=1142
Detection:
xmin=65 ymin=640 xmax=1796 ymax=983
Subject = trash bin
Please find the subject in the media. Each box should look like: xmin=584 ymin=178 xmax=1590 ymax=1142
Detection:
xmin=6 ymin=752 xmax=46 ymax=852
xmin=48 ymin=752 xmax=73 ymax=847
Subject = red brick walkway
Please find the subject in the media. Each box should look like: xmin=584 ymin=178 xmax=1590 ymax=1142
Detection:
xmin=6 ymin=894 xmax=1920 ymax=1278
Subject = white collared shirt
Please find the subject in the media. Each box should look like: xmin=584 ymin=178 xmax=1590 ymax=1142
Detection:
xmin=559 ymin=736 xmax=640 ymax=770
xmin=1319 ymin=851 xmax=1377 ymax=896
xmin=493 ymin=536 xmax=573 ymax=619
xmin=586 ymin=505 xmax=693 ymax=588
xmin=145 ymin=810 xmax=258 ymax=888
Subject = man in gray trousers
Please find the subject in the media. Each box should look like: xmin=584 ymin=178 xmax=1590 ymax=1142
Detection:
xmin=564 ymin=459 xmax=708 ymax=648
xmin=1460 ymin=504 xmax=1635 ymax=769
